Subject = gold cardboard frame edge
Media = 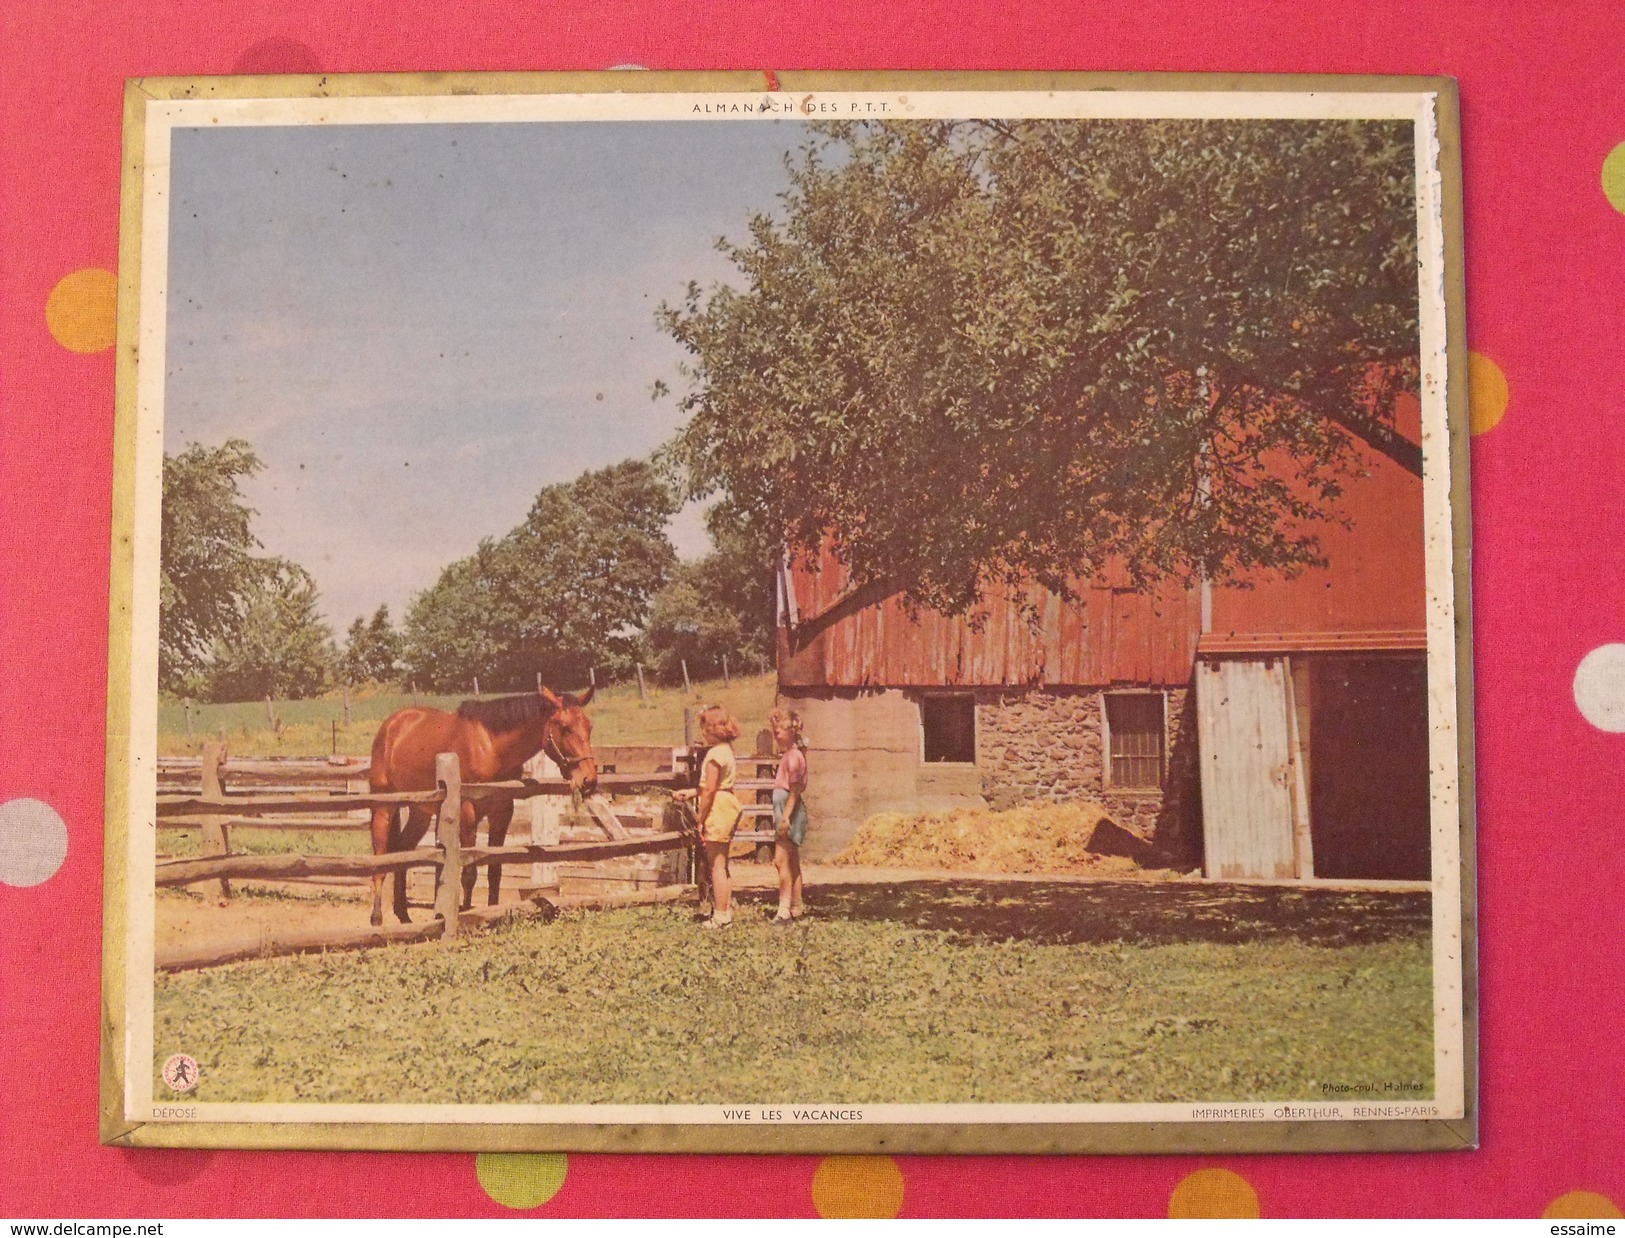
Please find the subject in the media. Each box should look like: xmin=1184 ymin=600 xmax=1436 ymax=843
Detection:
xmin=102 ymin=67 xmax=1477 ymax=1156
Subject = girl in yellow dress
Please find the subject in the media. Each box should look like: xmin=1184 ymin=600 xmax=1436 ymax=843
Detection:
xmin=675 ymin=704 xmax=744 ymax=928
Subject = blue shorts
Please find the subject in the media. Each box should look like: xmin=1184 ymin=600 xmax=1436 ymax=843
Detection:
xmin=771 ymin=788 xmax=809 ymax=847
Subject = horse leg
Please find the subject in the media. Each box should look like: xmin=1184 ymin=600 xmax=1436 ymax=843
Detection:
xmin=395 ymin=807 xmax=434 ymax=924
xmin=459 ymin=799 xmax=479 ymax=912
xmin=485 ymin=798 xmax=515 ymax=907
xmin=368 ymin=806 xmax=399 ymax=927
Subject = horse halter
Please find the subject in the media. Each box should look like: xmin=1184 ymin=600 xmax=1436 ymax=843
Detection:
xmin=541 ymin=716 xmax=592 ymax=781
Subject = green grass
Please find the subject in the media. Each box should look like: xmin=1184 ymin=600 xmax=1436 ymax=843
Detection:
xmin=153 ymin=899 xmax=1434 ymax=1106
xmin=157 ymin=672 xmax=778 ymax=758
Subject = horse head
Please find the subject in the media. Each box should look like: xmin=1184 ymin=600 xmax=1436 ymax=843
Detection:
xmin=539 ymin=684 xmax=598 ymax=795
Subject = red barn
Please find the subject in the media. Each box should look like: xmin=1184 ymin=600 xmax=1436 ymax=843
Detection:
xmin=776 ymin=397 xmax=1428 ymax=880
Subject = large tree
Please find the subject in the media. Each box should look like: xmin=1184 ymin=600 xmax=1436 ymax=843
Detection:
xmin=402 ymin=459 xmax=680 ymax=691
xmin=159 ymin=439 xmax=265 ymax=693
xmin=341 ymin=605 xmax=403 ymax=684
xmin=204 ymin=559 xmax=336 ymax=702
xmin=660 ymin=119 xmax=1420 ymax=627
xmin=642 ymin=507 xmax=776 ymax=684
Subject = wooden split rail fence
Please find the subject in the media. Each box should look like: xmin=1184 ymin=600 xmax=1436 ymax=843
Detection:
xmin=154 ymin=745 xmax=704 ymax=969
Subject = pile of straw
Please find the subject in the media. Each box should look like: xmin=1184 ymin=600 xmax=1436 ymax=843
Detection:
xmin=832 ymin=801 xmax=1157 ymax=877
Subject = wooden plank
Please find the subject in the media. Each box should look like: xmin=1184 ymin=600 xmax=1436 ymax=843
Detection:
xmin=155 ymin=848 xmax=442 ymax=886
xmin=155 ymin=918 xmax=445 ymax=972
xmin=156 ymin=790 xmax=441 ymax=817
xmin=434 ymin=752 xmax=462 ymax=936
xmin=157 ymin=816 xmax=369 ymax=831
xmin=583 ymin=795 xmax=630 ymax=840
xmin=1284 ymin=657 xmax=1316 ymax=880
xmin=153 ymin=884 xmax=699 ymax=972
xmin=461 ymin=771 xmax=685 ymax=798
xmin=158 ymin=758 xmax=370 ymax=782
xmin=200 ymin=743 xmax=232 ymax=901
xmin=1196 ymin=659 xmax=1296 ymax=880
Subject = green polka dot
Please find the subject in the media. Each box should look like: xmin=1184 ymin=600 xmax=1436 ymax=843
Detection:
xmin=1603 ymin=141 xmax=1625 ymax=214
xmin=475 ymin=1152 xmax=568 ymax=1209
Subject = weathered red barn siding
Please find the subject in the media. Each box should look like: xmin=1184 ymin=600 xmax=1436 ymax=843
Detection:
xmin=1207 ymin=394 xmax=1427 ymax=649
xmin=780 ymin=549 xmax=1201 ymax=688
xmin=781 ymin=395 xmax=1425 ymax=683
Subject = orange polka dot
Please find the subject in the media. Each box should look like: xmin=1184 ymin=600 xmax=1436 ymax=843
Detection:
xmin=811 ymin=1155 xmax=905 ymax=1218
xmin=1602 ymin=141 xmax=1625 ymax=214
xmin=1467 ymin=350 xmax=1509 ymax=436
xmin=1544 ymin=1192 xmax=1622 ymax=1220
xmin=45 ymin=268 xmax=117 ymax=354
xmin=1169 ymin=1167 xmax=1261 ymax=1218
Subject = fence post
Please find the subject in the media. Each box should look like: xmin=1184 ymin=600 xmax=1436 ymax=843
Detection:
xmin=434 ymin=751 xmax=462 ymax=935
xmin=200 ymin=741 xmax=232 ymax=902
xmin=636 ymin=663 xmax=646 ymax=701
xmin=681 ymin=659 xmax=692 ymax=695
xmin=723 ymin=654 xmax=730 ymax=688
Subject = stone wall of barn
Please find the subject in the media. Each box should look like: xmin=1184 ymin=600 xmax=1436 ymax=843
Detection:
xmin=973 ymin=686 xmax=1200 ymax=861
xmin=776 ymin=684 xmax=1201 ymax=865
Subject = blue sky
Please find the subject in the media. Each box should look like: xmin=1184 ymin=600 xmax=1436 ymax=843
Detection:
xmin=165 ymin=119 xmax=803 ymax=630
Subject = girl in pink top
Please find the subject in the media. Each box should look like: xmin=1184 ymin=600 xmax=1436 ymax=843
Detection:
xmin=768 ymin=708 xmax=810 ymax=924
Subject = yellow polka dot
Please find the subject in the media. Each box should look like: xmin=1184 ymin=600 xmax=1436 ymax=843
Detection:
xmin=1468 ymin=350 xmax=1510 ymax=436
xmin=45 ymin=267 xmax=118 ymax=353
xmin=1169 ymin=1167 xmax=1261 ymax=1219
xmin=475 ymin=1152 xmax=567 ymax=1210
xmin=1603 ymin=141 xmax=1625 ymax=214
xmin=811 ymin=1155 xmax=905 ymax=1218
xmin=1544 ymin=1192 xmax=1622 ymax=1220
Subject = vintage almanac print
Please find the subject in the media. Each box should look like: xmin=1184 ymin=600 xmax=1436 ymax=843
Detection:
xmin=102 ymin=71 xmax=1476 ymax=1153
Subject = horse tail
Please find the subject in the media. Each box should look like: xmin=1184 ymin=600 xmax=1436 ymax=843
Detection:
xmin=368 ymin=711 xmax=397 ymax=793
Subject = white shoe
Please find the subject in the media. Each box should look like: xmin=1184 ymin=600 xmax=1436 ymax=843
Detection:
xmin=702 ymin=912 xmax=733 ymax=929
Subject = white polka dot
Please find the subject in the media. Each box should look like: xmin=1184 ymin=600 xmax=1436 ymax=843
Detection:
xmin=1574 ymin=644 xmax=1625 ymax=732
xmin=0 ymin=798 xmax=69 ymax=887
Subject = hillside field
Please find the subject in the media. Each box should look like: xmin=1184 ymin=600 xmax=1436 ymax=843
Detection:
xmin=157 ymin=672 xmax=778 ymax=758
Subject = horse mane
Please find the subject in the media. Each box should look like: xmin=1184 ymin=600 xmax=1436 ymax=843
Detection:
xmin=454 ymin=693 xmax=554 ymax=733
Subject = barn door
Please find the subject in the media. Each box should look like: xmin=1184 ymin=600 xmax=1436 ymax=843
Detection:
xmin=1196 ymin=658 xmax=1302 ymax=879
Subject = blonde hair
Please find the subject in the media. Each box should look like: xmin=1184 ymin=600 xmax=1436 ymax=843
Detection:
xmin=768 ymin=707 xmax=807 ymax=749
xmin=698 ymin=704 xmax=743 ymax=743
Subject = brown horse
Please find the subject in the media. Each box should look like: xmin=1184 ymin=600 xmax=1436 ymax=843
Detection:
xmin=367 ymin=685 xmax=597 ymax=925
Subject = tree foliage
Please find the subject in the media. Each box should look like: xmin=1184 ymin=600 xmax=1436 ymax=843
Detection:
xmin=159 ymin=439 xmax=266 ymax=693
xmin=204 ymin=559 xmax=336 ymax=702
xmin=641 ymin=508 xmax=776 ymax=684
xmin=341 ymin=605 xmax=403 ymax=685
xmin=661 ymin=119 xmax=1420 ymax=620
xmin=402 ymin=459 xmax=680 ymax=691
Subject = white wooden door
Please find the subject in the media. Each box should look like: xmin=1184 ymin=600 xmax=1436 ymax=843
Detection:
xmin=1196 ymin=658 xmax=1298 ymax=879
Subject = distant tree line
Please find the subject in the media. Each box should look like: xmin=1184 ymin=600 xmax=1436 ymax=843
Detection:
xmin=159 ymin=443 xmax=775 ymax=704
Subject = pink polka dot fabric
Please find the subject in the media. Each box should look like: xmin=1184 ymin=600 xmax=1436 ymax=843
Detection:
xmin=2 ymin=1 xmax=1622 ymax=1220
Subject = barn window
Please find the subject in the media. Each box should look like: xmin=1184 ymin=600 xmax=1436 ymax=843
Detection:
xmin=1104 ymin=692 xmax=1165 ymax=789
xmin=921 ymin=694 xmax=977 ymax=763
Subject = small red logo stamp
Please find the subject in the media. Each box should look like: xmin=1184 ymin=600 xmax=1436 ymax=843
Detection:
xmin=162 ymin=1053 xmax=200 ymax=1093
